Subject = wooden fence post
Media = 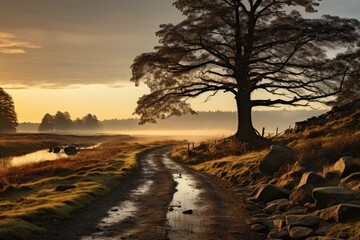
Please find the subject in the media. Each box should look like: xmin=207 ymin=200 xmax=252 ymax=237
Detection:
xmin=262 ymin=127 xmax=265 ymax=137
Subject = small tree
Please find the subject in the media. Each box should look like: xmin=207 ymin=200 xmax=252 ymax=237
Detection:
xmin=0 ymin=87 xmax=18 ymax=133
xmin=131 ymin=0 xmax=360 ymax=144
xmin=38 ymin=113 xmax=55 ymax=132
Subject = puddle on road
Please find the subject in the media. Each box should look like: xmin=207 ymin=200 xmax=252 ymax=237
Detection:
xmin=162 ymin=155 xmax=205 ymax=240
xmin=81 ymin=154 xmax=158 ymax=240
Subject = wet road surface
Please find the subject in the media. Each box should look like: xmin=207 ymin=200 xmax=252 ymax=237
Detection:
xmin=40 ymin=145 xmax=259 ymax=240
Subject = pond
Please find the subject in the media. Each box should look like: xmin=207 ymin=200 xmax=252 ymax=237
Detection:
xmin=0 ymin=149 xmax=68 ymax=171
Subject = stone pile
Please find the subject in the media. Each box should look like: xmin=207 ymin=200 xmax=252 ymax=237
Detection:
xmin=246 ymin=146 xmax=360 ymax=239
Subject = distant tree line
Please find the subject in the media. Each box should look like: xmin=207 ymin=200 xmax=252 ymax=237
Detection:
xmin=38 ymin=111 xmax=102 ymax=132
xmin=0 ymin=87 xmax=18 ymax=133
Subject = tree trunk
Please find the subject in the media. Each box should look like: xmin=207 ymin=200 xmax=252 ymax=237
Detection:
xmin=234 ymin=90 xmax=266 ymax=146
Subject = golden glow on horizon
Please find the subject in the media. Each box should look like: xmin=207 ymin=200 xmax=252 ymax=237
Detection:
xmin=8 ymin=84 xmax=239 ymax=122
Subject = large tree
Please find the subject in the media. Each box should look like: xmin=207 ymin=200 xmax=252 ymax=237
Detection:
xmin=131 ymin=0 xmax=360 ymax=144
xmin=328 ymin=49 xmax=360 ymax=106
xmin=0 ymin=87 xmax=18 ymax=133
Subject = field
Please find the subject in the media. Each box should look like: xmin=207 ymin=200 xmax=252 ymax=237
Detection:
xmin=0 ymin=134 xmax=163 ymax=239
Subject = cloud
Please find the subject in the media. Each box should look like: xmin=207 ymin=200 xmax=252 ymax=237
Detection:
xmin=0 ymin=32 xmax=41 ymax=54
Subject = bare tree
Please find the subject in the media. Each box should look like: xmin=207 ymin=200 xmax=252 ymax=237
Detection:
xmin=131 ymin=0 xmax=360 ymax=144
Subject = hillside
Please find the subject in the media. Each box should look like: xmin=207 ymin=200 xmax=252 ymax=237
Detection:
xmin=173 ymin=100 xmax=360 ymax=239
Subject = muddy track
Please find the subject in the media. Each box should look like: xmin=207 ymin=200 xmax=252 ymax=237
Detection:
xmin=38 ymin=145 xmax=260 ymax=240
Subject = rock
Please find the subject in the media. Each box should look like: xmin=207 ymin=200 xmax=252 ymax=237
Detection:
xmin=339 ymin=172 xmax=360 ymax=190
xmin=268 ymin=229 xmax=289 ymax=239
xmin=289 ymin=226 xmax=313 ymax=240
xmin=286 ymin=215 xmax=320 ymax=229
xmin=273 ymin=219 xmax=285 ymax=231
xmin=264 ymin=198 xmax=289 ymax=214
xmin=313 ymin=220 xmax=332 ymax=236
xmin=53 ymin=146 xmax=61 ymax=153
xmin=258 ymin=145 xmax=296 ymax=175
xmin=64 ymin=146 xmax=78 ymax=155
xmin=314 ymin=203 xmax=360 ymax=223
xmin=251 ymin=223 xmax=267 ymax=233
xmin=323 ymin=171 xmax=342 ymax=187
xmin=182 ymin=209 xmax=193 ymax=214
xmin=333 ymin=157 xmax=360 ymax=177
xmin=55 ymin=185 xmax=76 ymax=192
xmin=285 ymin=206 xmax=306 ymax=215
xmin=298 ymin=172 xmax=325 ymax=188
xmin=249 ymin=216 xmax=279 ymax=232
xmin=255 ymin=184 xmax=291 ymax=203
xmin=290 ymin=184 xmax=315 ymax=206
xmin=312 ymin=187 xmax=356 ymax=209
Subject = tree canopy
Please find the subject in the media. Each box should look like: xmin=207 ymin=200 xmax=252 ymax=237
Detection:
xmin=38 ymin=112 xmax=102 ymax=132
xmin=0 ymin=87 xmax=18 ymax=133
xmin=131 ymin=0 xmax=360 ymax=143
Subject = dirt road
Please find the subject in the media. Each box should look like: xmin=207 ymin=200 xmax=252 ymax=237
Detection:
xmin=40 ymin=146 xmax=259 ymax=240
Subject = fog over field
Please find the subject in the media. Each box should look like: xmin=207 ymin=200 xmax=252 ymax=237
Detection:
xmin=18 ymin=110 xmax=326 ymax=137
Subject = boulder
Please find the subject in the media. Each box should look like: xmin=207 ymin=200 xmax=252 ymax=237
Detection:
xmin=251 ymin=223 xmax=267 ymax=233
xmin=285 ymin=206 xmax=306 ymax=216
xmin=64 ymin=146 xmax=78 ymax=155
xmin=333 ymin=157 xmax=360 ymax=177
xmin=339 ymin=172 xmax=360 ymax=190
xmin=289 ymin=226 xmax=313 ymax=240
xmin=298 ymin=172 xmax=325 ymax=188
xmin=273 ymin=218 xmax=285 ymax=231
xmin=313 ymin=220 xmax=332 ymax=236
xmin=285 ymin=215 xmax=320 ymax=229
xmin=255 ymin=184 xmax=291 ymax=203
xmin=312 ymin=187 xmax=356 ymax=209
xmin=268 ymin=230 xmax=289 ymax=239
xmin=53 ymin=146 xmax=61 ymax=153
xmin=258 ymin=145 xmax=296 ymax=175
xmin=289 ymin=184 xmax=315 ymax=206
xmin=264 ymin=198 xmax=289 ymax=214
xmin=323 ymin=171 xmax=342 ymax=187
xmin=314 ymin=203 xmax=360 ymax=223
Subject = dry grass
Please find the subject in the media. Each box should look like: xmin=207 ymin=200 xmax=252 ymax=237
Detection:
xmin=0 ymin=133 xmax=132 ymax=158
xmin=0 ymin=138 xmax=163 ymax=239
xmin=288 ymin=131 xmax=360 ymax=170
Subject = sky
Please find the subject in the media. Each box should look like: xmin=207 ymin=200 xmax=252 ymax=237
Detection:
xmin=0 ymin=0 xmax=359 ymax=122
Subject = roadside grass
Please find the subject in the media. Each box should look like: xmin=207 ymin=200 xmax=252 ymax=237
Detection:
xmin=0 ymin=139 xmax=162 ymax=240
xmin=172 ymin=108 xmax=360 ymax=239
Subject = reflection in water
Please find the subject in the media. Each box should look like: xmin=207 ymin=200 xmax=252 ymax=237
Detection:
xmin=81 ymin=154 xmax=158 ymax=240
xmin=0 ymin=150 xmax=68 ymax=171
xmin=162 ymin=155 xmax=205 ymax=240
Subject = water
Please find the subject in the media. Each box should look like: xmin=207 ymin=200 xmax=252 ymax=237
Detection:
xmin=0 ymin=144 xmax=100 ymax=171
xmin=162 ymin=155 xmax=205 ymax=240
xmin=0 ymin=149 xmax=68 ymax=171
xmin=81 ymin=154 xmax=158 ymax=240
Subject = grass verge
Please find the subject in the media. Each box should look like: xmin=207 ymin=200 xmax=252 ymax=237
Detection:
xmin=0 ymin=138 xmax=162 ymax=240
